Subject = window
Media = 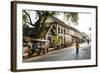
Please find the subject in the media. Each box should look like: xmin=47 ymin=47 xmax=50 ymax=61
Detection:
xmin=64 ymin=29 xmax=65 ymax=34
xmin=58 ymin=27 xmax=60 ymax=34
xmin=61 ymin=28 xmax=63 ymax=34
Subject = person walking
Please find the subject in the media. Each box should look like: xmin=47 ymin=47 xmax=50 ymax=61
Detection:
xmin=75 ymin=41 xmax=80 ymax=55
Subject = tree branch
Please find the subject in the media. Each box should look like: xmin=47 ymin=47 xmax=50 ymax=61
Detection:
xmin=23 ymin=10 xmax=35 ymax=27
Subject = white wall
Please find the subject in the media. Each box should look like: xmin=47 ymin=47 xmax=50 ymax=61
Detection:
xmin=0 ymin=0 xmax=99 ymax=73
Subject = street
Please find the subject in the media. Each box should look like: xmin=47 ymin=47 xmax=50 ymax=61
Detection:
xmin=23 ymin=43 xmax=91 ymax=62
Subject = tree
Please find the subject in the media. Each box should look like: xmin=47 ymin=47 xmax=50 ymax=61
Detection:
xmin=23 ymin=10 xmax=56 ymax=38
xmin=63 ymin=12 xmax=79 ymax=25
xmin=36 ymin=11 xmax=56 ymax=38
xmin=23 ymin=10 xmax=35 ymax=27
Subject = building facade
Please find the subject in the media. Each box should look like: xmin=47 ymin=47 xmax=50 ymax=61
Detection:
xmin=45 ymin=16 xmax=83 ymax=48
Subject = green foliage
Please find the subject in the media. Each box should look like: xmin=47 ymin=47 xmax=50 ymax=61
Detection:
xmin=23 ymin=12 xmax=28 ymax=26
xmin=64 ymin=12 xmax=79 ymax=25
xmin=39 ymin=23 xmax=51 ymax=38
xmin=23 ymin=13 xmax=28 ymax=22
xmin=51 ymin=35 xmax=60 ymax=47
xmin=37 ymin=11 xmax=56 ymax=38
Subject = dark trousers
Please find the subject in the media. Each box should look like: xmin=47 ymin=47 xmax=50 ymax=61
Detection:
xmin=76 ymin=48 xmax=79 ymax=55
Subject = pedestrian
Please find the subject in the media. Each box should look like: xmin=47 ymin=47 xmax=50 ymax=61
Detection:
xmin=75 ymin=41 xmax=80 ymax=55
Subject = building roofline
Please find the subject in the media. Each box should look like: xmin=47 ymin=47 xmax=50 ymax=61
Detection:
xmin=51 ymin=16 xmax=81 ymax=34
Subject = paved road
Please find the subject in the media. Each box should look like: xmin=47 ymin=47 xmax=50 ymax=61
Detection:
xmin=23 ymin=43 xmax=91 ymax=62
